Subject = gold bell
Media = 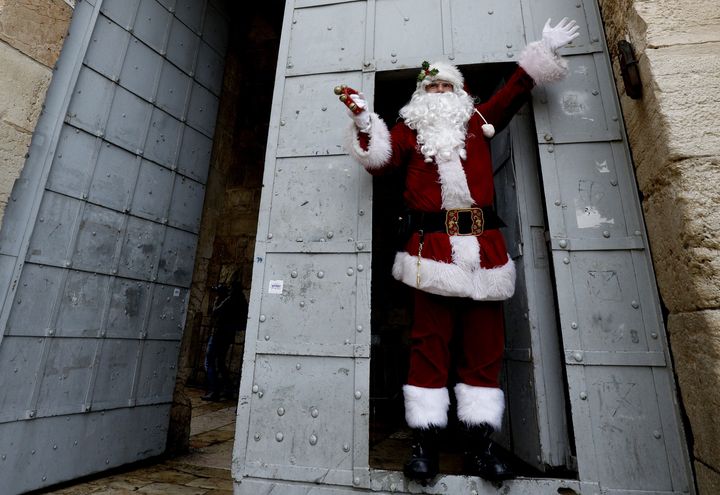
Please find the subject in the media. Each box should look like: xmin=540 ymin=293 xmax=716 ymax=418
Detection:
xmin=333 ymin=84 xmax=347 ymax=95
xmin=348 ymin=103 xmax=357 ymax=112
xmin=339 ymin=94 xmax=348 ymax=102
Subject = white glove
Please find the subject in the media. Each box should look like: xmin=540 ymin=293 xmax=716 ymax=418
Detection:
xmin=542 ymin=17 xmax=580 ymax=53
xmin=349 ymin=93 xmax=371 ymax=132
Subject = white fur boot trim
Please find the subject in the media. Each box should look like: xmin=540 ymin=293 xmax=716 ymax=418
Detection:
xmin=435 ymin=155 xmax=475 ymax=209
xmin=450 ymin=235 xmax=480 ymax=272
xmin=403 ymin=385 xmax=450 ymax=429
xmin=346 ymin=112 xmax=392 ymax=170
xmin=455 ymin=383 xmax=505 ymax=431
xmin=518 ymin=41 xmax=569 ymax=84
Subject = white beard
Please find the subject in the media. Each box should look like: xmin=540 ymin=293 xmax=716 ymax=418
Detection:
xmin=399 ymin=89 xmax=475 ymax=163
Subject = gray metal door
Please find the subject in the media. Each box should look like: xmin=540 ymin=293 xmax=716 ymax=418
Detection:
xmin=234 ymin=0 xmax=694 ymax=494
xmin=494 ymin=107 xmax=570 ymax=470
xmin=0 ymin=0 xmax=227 ymax=492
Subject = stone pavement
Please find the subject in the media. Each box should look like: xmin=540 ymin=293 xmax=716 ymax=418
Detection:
xmin=39 ymin=389 xmax=236 ymax=495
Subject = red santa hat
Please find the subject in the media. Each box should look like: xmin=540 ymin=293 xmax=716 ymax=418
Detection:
xmin=416 ymin=60 xmax=464 ymax=90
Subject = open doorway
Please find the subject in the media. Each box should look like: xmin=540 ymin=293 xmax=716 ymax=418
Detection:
xmin=368 ymin=64 xmax=576 ymax=478
xmin=169 ymin=0 xmax=285 ymax=454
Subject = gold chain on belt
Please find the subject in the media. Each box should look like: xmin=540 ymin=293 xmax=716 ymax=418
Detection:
xmin=416 ymin=230 xmax=424 ymax=288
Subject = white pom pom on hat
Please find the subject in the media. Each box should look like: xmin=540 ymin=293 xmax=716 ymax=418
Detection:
xmin=481 ymin=123 xmax=495 ymax=138
xmin=473 ymin=109 xmax=495 ymax=138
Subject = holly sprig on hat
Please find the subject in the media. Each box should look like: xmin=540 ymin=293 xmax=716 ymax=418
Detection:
xmin=417 ymin=61 xmax=439 ymax=82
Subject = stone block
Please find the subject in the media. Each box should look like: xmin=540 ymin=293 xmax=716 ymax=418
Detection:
xmin=634 ymin=0 xmax=720 ymax=48
xmin=598 ymin=2 xmax=720 ymax=190
xmin=0 ymin=40 xmax=52 ymax=131
xmin=0 ymin=0 xmax=72 ymax=67
xmin=166 ymin=388 xmax=192 ymax=455
xmin=135 ymin=482 xmax=206 ymax=495
xmin=696 ymin=461 xmax=720 ymax=495
xmin=224 ymin=187 xmax=255 ymax=209
xmin=0 ymin=119 xmax=32 ymax=225
xmin=667 ymin=310 xmax=720 ymax=470
xmin=643 ymin=157 xmax=720 ymax=312
xmin=646 ymin=42 xmax=720 ymax=160
xmin=185 ymin=476 xmax=233 ymax=490
xmin=0 ymin=119 xmax=30 ymax=189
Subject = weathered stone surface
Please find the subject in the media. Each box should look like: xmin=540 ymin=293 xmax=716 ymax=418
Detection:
xmin=165 ymin=461 xmax=230 ymax=481
xmin=76 ymin=488 xmax=132 ymax=495
xmin=49 ymin=484 xmax=103 ymax=495
xmin=175 ymin=438 xmax=232 ymax=470
xmin=144 ymin=468 xmax=198 ymax=485
xmin=667 ymin=310 xmax=720 ymax=468
xmin=634 ymin=0 xmax=720 ymax=48
xmin=0 ymin=41 xmax=52 ymax=225
xmin=0 ymin=40 xmax=51 ymax=131
xmin=0 ymin=0 xmax=72 ymax=67
xmin=185 ymin=476 xmax=233 ymax=490
xmin=0 ymin=121 xmax=30 ymax=207
xmin=136 ymin=482 xmax=206 ymax=495
xmin=696 ymin=461 xmax=720 ymax=495
xmin=643 ymin=157 xmax=720 ymax=312
xmin=166 ymin=387 xmax=192 ymax=455
xmin=190 ymin=406 xmax=236 ymax=436
xmin=167 ymin=461 xmax=230 ymax=480
xmin=645 ymin=43 xmax=720 ymax=161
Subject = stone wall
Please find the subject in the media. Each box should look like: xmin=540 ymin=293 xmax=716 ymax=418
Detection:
xmin=598 ymin=1 xmax=720 ymax=492
xmin=0 ymin=0 xmax=72 ymax=224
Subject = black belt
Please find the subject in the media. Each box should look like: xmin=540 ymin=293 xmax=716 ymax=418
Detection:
xmin=403 ymin=208 xmax=505 ymax=236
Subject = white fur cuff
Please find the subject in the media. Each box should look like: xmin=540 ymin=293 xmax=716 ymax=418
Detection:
xmin=346 ymin=112 xmax=392 ymax=170
xmin=455 ymin=383 xmax=505 ymax=430
xmin=403 ymin=385 xmax=450 ymax=429
xmin=518 ymin=41 xmax=569 ymax=84
xmin=392 ymin=252 xmax=516 ymax=301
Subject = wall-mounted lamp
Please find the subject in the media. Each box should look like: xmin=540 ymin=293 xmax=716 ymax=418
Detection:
xmin=618 ymin=40 xmax=642 ymax=99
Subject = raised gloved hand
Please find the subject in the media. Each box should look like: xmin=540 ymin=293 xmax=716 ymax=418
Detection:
xmin=542 ymin=17 xmax=580 ymax=52
xmin=335 ymin=85 xmax=371 ymax=132
xmin=348 ymin=93 xmax=371 ymax=132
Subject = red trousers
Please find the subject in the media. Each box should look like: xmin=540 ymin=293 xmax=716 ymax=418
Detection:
xmin=407 ymin=290 xmax=505 ymax=389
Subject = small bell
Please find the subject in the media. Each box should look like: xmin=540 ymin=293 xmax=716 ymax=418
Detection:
xmin=482 ymin=123 xmax=495 ymax=138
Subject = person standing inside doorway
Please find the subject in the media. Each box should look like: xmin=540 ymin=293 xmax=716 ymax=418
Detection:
xmin=202 ymin=280 xmax=249 ymax=401
xmin=340 ymin=18 xmax=579 ymax=483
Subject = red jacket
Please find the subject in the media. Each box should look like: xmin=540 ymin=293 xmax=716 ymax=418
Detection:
xmin=348 ymin=53 xmax=563 ymax=300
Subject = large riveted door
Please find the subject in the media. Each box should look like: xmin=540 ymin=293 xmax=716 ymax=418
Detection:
xmin=493 ymin=106 xmax=570 ymax=470
xmin=0 ymin=1 xmax=227 ymax=492
xmin=234 ymin=0 xmax=694 ymax=494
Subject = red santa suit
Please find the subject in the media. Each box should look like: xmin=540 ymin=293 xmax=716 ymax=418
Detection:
xmin=347 ymin=43 xmax=568 ymax=431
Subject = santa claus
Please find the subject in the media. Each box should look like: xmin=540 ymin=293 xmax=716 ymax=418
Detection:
xmin=340 ymin=18 xmax=579 ymax=483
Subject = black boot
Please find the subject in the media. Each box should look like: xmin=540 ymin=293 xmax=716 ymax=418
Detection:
xmin=403 ymin=427 xmax=441 ymax=483
xmin=462 ymin=423 xmax=513 ymax=482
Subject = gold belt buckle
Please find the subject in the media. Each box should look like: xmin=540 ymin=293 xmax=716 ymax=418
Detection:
xmin=445 ymin=208 xmax=484 ymax=236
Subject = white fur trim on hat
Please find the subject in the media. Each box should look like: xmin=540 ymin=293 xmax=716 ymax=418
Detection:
xmin=403 ymin=385 xmax=450 ymax=429
xmin=418 ymin=61 xmax=464 ymax=90
xmin=455 ymin=383 xmax=505 ymax=430
xmin=518 ymin=41 xmax=569 ymax=84
xmin=346 ymin=112 xmax=392 ymax=170
xmin=392 ymin=252 xmax=515 ymax=301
